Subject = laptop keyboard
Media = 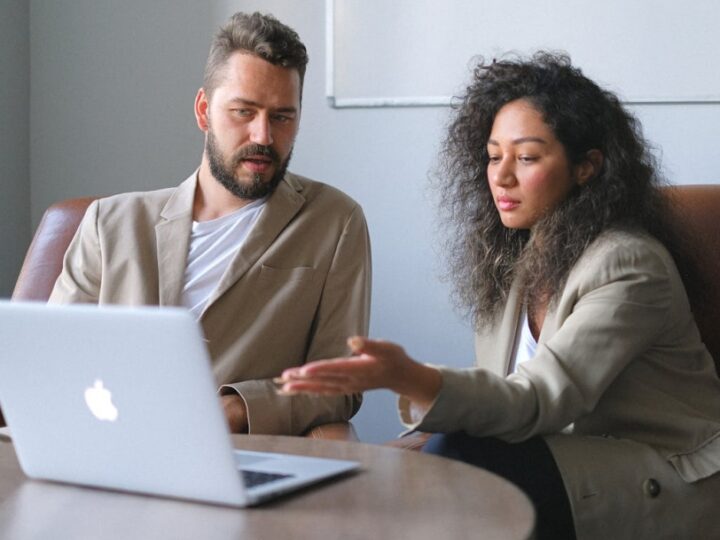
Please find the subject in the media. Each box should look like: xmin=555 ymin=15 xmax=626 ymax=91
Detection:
xmin=241 ymin=469 xmax=293 ymax=488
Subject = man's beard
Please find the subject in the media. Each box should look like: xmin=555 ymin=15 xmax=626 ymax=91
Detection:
xmin=206 ymin=128 xmax=291 ymax=201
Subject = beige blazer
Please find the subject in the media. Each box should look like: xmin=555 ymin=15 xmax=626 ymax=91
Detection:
xmin=50 ymin=172 xmax=371 ymax=435
xmin=400 ymin=229 xmax=720 ymax=538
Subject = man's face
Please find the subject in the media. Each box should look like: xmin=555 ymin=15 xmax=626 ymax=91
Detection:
xmin=200 ymin=52 xmax=301 ymax=200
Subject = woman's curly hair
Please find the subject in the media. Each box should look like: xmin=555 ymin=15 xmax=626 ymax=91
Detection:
xmin=437 ymin=52 xmax=681 ymax=326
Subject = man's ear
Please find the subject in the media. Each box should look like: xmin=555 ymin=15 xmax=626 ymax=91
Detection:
xmin=575 ymin=149 xmax=604 ymax=186
xmin=194 ymin=88 xmax=210 ymax=132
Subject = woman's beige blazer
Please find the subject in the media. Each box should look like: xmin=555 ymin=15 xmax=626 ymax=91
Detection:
xmin=401 ymin=229 xmax=720 ymax=538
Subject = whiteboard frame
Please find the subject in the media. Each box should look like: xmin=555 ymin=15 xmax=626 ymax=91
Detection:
xmin=325 ymin=0 xmax=720 ymax=108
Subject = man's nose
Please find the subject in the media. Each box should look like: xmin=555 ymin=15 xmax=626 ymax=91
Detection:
xmin=249 ymin=115 xmax=273 ymax=146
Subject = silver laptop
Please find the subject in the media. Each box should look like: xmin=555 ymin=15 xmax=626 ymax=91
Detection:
xmin=0 ymin=300 xmax=359 ymax=507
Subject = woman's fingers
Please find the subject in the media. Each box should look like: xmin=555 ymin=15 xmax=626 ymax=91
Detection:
xmin=300 ymin=356 xmax=377 ymax=376
xmin=278 ymin=380 xmax=355 ymax=396
xmin=277 ymin=359 xmax=379 ymax=395
xmin=347 ymin=336 xmax=403 ymax=357
xmin=277 ymin=371 xmax=363 ymax=395
xmin=275 ymin=337 xmax=410 ymax=395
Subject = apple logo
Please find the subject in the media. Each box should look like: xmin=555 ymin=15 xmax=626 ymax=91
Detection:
xmin=84 ymin=380 xmax=119 ymax=422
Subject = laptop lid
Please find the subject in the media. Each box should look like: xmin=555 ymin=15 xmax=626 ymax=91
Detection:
xmin=0 ymin=301 xmax=357 ymax=507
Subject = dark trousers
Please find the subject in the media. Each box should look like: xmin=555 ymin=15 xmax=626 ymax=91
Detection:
xmin=422 ymin=432 xmax=576 ymax=540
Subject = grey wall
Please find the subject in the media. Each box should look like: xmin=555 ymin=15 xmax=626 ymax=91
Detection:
xmin=0 ymin=0 xmax=30 ymax=297
xmin=29 ymin=0 xmax=209 ymax=220
xmin=14 ymin=1 xmax=720 ymax=442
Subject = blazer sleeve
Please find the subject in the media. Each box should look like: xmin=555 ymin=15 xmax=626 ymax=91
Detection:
xmin=48 ymin=200 xmax=103 ymax=304
xmin=227 ymin=204 xmax=372 ymax=435
xmin=401 ymin=234 xmax=675 ymax=441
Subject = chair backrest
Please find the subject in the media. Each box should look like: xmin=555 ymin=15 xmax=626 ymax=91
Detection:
xmin=12 ymin=197 xmax=97 ymax=301
xmin=663 ymin=185 xmax=720 ymax=377
xmin=10 ymin=187 xmax=720 ymax=376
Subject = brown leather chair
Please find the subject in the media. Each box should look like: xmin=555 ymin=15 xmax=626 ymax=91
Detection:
xmin=388 ymin=184 xmax=720 ymax=450
xmin=13 ymin=197 xmax=98 ymax=302
xmin=664 ymin=185 xmax=720 ymax=375
xmin=8 ymin=196 xmax=357 ymax=440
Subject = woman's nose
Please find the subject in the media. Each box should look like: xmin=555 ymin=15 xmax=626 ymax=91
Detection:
xmin=490 ymin=159 xmax=515 ymax=187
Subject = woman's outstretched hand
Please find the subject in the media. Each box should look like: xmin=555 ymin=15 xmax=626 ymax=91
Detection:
xmin=276 ymin=337 xmax=442 ymax=409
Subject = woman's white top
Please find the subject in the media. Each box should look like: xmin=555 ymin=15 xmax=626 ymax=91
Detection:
xmin=510 ymin=309 xmax=538 ymax=373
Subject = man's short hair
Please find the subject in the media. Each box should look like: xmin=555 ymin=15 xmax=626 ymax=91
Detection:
xmin=203 ymin=12 xmax=308 ymax=99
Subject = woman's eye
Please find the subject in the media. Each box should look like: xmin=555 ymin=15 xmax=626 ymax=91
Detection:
xmin=519 ymin=156 xmax=538 ymax=163
xmin=487 ymin=155 xmax=501 ymax=164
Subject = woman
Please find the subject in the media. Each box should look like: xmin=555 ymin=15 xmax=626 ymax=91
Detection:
xmin=277 ymin=53 xmax=720 ymax=539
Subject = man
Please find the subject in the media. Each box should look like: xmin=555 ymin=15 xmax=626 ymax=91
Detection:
xmin=49 ymin=12 xmax=371 ymax=435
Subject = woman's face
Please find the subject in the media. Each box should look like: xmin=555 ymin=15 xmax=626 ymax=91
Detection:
xmin=486 ymin=99 xmax=579 ymax=230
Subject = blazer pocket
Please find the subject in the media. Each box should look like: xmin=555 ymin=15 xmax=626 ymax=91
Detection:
xmin=257 ymin=265 xmax=315 ymax=284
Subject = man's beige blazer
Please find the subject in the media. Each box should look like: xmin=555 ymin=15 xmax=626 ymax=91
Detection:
xmin=50 ymin=172 xmax=371 ymax=435
xmin=401 ymin=229 xmax=720 ymax=538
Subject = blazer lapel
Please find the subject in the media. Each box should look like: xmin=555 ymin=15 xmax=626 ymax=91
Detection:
xmin=155 ymin=174 xmax=196 ymax=306
xmin=201 ymin=175 xmax=305 ymax=313
xmin=475 ymin=279 xmax=523 ymax=376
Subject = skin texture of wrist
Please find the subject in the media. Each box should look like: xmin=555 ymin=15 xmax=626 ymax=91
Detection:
xmin=392 ymin=361 xmax=442 ymax=410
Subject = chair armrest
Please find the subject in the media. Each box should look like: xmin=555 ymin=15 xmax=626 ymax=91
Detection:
xmin=303 ymin=422 xmax=359 ymax=441
xmin=384 ymin=432 xmax=432 ymax=451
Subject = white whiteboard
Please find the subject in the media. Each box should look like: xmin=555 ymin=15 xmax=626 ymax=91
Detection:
xmin=326 ymin=0 xmax=720 ymax=107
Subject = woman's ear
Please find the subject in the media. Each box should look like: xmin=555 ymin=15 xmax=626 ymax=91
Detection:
xmin=576 ymin=149 xmax=604 ymax=186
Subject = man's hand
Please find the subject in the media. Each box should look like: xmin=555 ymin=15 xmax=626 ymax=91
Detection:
xmin=221 ymin=393 xmax=249 ymax=433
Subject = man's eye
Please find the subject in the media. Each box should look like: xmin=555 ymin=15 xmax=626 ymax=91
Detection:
xmin=271 ymin=114 xmax=292 ymax=123
xmin=232 ymin=109 xmax=252 ymax=116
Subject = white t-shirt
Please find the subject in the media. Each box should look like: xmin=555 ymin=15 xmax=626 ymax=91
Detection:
xmin=181 ymin=199 xmax=266 ymax=319
xmin=510 ymin=309 xmax=538 ymax=373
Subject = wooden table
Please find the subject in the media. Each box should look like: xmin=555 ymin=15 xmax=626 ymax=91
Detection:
xmin=0 ymin=433 xmax=534 ymax=539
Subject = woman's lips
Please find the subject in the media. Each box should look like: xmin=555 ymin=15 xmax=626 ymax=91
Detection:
xmin=497 ymin=196 xmax=520 ymax=211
